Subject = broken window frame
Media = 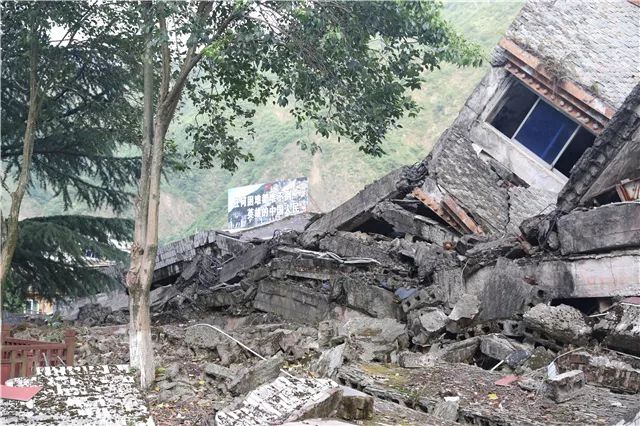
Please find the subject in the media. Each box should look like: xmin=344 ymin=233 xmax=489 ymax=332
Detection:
xmin=487 ymin=79 xmax=596 ymax=177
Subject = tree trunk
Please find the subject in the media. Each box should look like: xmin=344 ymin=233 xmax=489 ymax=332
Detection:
xmin=126 ymin=3 xmax=156 ymax=389
xmin=0 ymin=38 xmax=40 ymax=292
xmin=128 ymin=282 xmax=154 ymax=385
xmin=126 ymin=2 xmax=211 ymax=389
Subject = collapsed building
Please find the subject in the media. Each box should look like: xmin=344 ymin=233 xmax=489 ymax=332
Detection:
xmin=47 ymin=1 xmax=640 ymax=425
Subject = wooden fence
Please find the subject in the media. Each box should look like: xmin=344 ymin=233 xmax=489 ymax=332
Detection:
xmin=1 ymin=324 xmax=76 ymax=384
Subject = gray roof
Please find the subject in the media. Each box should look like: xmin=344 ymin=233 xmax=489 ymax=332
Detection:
xmin=506 ymin=0 xmax=640 ymax=108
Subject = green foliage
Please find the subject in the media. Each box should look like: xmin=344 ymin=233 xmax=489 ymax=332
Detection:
xmin=1 ymin=2 xmax=141 ymax=304
xmin=185 ymin=1 xmax=482 ymax=172
xmin=1 ymin=1 xmax=143 ymax=213
xmin=6 ymin=216 xmax=133 ymax=303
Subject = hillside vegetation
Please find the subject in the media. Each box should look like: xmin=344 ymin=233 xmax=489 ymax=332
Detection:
xmin=16 ymin=1 xmax=523 ymax=242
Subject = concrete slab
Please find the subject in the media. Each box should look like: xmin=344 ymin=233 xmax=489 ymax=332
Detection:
xmin=300 ymin=167 xmax=409 ymax=247
xmin=215 ymin=376 xmax=341 ymax=425
xmin=558 ymin=203 xmax=640 ymax=255
xmin=2 ymin=365 xmax=153 ymax=425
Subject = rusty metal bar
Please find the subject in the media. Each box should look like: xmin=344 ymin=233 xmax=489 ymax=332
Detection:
xmin=412 ymin=187 xmax=464 ymax=234
xmin=442 ymin=195 xmax=485 ymax=235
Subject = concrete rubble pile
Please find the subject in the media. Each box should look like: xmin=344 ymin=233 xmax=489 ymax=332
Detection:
xmin=52 ymin=1 xmax=640 ymax=422
xmin=57 ymin=116 xmax=640 ymax=423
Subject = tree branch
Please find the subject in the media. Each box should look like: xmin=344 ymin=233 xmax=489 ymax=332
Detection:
xmin=158 ymin=11 xmax=171 ymax=108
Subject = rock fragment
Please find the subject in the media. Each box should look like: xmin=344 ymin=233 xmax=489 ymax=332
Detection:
xmin=226 ymin=354 xmax=284 ymax=396
xmin=204 ymin=363 xmax=234 ymax=381
xmin=543 ymin=370 xmax=585 ymax=403
xmin=336 ymin=386 xmax=374 ymax=420
xmin=432 ymin=399 xmax=459 ymax=422
xmin=523 ymin=304 xmax=591 ymax=345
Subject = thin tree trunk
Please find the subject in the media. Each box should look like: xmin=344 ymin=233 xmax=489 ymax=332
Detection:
xmin=0 ymin=39 xmax=40 ymax=291
xmin=126 ymin=1 xmax=220 ymax=389
xmin=126 ymin=3 xmax=155 ymax=389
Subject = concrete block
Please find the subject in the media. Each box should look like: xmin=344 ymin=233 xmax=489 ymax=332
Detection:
xmin=204 ymin=363 xmax=234 ymax=381
xmin=226 ymin=354 xmax=283 ymax=396
xmin=523 ymin=304 xmax=592 ymax=345
xmin=253 ymin=280 xmax=331 ymax=324
xmin=341 ymin=280 xmax=401 ymax=320
xmin=216 ymin=377 xmax=340 ymax=426
xmin=337 ymin=386 xmax=374 ymax=420
xmin=543 ymin=370 xmax=585 ymax=403
xmin=318 ymin=231 xmax=396 ymax=267
xmin=397 ymin=351 xmax=434 ymax=368
xmin=430 ymin=337 xmax=481 ymax=364
xmin=479 ymin=334 xmax=523 ymax=361
xmin=372 ymin=201 xmax=455 ymax=244
xmin=432 ymin=399 xmax=459 ymax=422
xmin=219 ymin=243 xmax=271 ymax=283
xmin=449 ymin=293 xmax=480 ymax=322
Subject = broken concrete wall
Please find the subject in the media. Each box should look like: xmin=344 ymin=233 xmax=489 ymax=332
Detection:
xmin=450 ymin=67 xmax=567 ymax=192
xmin=318 ymin=232 xmax=399 ymax=269
xmin=219 ymin=243 xmax=271 ymax=283
xmin=506 ymin=2 xmax=639 ymax=109
xmin=473 ymin=258 xmax=542 ymax=322
xmin=253 ymin=280 xmax=332 ymax=324
xmin=371 ymin=201 xmax=456 ymax=244
xmin=153 ymin=230 xmax=251 ymax=286
xmin=427 ymin=128 xmax=510 ymax=234
xmin=467 ymin=250 xmax=640 ymax=303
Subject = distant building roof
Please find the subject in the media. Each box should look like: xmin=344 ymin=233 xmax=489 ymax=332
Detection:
xmin=505 ymin=0 xmax=639 ymax=109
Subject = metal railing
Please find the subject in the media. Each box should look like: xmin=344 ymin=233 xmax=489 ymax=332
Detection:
xmin=1 ymin=324 xmax=76 ymax=383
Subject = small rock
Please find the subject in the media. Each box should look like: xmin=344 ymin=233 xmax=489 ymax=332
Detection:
xmin=204 ymin=363 xmax=234 ymax=381
xmin=217 ymin=341 xmax=245 ymax=366
xmin=164 ymin=362 xmax=181 ymax=380
xmin=432 ymin=399 xmax=459 ymax=421
xmin=543 ymin=370 xmax=585 ymax=403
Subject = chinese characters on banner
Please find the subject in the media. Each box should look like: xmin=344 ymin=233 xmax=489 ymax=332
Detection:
xmin=227 ymin=177 xmax=309 ymax=229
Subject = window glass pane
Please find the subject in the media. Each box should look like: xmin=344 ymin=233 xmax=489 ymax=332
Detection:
xmin=515 ymin=101 xmax=578 ymax=163
xmin=490 ymin=81 xmax=538 ymax=138
xmin=554 ymin=127 xmax=596 ymax=176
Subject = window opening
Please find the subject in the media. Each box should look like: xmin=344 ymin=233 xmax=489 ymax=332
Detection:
xmin=489 ymin=80 xmax=596 ymax=177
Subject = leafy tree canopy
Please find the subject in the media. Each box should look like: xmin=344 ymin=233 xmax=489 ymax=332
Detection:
xmin=179 ymin=0 xmax=483 ymax=170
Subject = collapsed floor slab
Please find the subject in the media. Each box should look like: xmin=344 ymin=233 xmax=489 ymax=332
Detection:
xmin=557 ymin=202 xmax=640 ymax=255
xmin=215 ymin=377 xmax=341 ymax=425
xmin=300 ymin=167 xmax=411 ymax=247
